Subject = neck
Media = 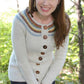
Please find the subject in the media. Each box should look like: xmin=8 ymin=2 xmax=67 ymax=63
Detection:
xmin=33 ymin=12 xmax=54 ymax=25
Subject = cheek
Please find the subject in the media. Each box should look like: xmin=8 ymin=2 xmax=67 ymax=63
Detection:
xmin=52 ymin=0 xmax=58 ymax=6
xmin=36 ymin=0 xmax=41 ymax=9
xmin=52 ymin=3 xmax=58 ymax=9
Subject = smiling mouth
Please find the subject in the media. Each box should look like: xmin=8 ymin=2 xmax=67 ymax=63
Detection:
xmin=40 ymin=6 xmax=50 ymax=12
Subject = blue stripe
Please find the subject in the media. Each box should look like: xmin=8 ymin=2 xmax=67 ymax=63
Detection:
xmin=16 ymin=15 xmax=41 ymax=36
xmin=48 ymin=33 xmax=55 ymax=36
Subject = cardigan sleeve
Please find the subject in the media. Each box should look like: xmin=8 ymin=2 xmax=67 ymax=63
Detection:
xmin=11 ymin=14 xmax=38 ymax=84
xmin=41 ymin=35 xmax=69 ymax=84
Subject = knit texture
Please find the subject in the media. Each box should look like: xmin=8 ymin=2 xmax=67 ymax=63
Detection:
xmin=8 ymin=8 xmax=69 ymax=84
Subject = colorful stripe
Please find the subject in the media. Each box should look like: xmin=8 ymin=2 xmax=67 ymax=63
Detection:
xmin=19 ymin=13 xmax=41 ymax=33
xmin=16 ymin=15 xmax=41 ymax=36
xmin=48 ymin=27 xmax=56 ymax=33
xmin=19 ymin=8 xmax=56 ymax=35
xmin=26 ymin=9 xmax=41 ymax=28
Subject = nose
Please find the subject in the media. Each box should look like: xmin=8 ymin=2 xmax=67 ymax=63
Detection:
xmin=42 ymin=0 xmax=49 ymax=6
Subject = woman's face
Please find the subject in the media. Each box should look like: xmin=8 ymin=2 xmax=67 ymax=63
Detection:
xmin=35 ymin=0 xmax=59 ymax=17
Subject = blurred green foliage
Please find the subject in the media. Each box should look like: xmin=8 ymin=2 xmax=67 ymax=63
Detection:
xmin=0 ymin=9 xmax=17 ymax=84
xmin=0 ymin=7 xmax=83 ymax=84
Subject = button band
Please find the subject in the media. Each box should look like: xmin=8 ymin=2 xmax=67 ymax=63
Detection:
xmin=44 ymin=26 xmax=48 ymax=30
xmin=43 ymin=45 xmax=47 ymax=49
xmin=36 ymin=63 xmax=40 ymax=65
xmin=41 ymin=52 xmax=45 ymax=55
xmin=36 ymin=78 xmax=39 ymax=81
xmin=36 ymin=71 xmax=40 ymax=74
xmin=39 ymin=57 xmax=43 ymax=61
xmin=43 ymin=35 xmax=48 ymax=39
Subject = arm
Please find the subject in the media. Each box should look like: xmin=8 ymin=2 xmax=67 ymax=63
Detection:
xmin=11 ymin=14 xmax=38 ymax=84
xmin=41 ymin=35 xmax=69 ymax=84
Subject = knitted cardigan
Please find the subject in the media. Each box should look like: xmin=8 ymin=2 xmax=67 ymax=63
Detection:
xmin=8 ymin=8 xmax=69 ymax=84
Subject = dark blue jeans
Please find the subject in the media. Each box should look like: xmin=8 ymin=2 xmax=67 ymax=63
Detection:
xmin=11 ymin=81 xmax=27 ymax=84
xmin=11 ymin=81 xmax=55 ymax=84
xmin=52 ymin=81 xmax=55 ymax=84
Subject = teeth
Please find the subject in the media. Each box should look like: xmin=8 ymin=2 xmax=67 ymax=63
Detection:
xmin=41 ymin=7 xmax=50 ymax=10
xmin=43 ymin=8 xmax=49 ymax=10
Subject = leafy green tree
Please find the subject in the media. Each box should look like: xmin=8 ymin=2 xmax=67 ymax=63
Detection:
xmin=70 ymin=0 xmax=84 ymax=83
xmin=0 ymin=9 xmax=17 ymax=84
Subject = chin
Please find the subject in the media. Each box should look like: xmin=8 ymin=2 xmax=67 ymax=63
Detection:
xmin=40 ymin=12 xmax=51 ymax=17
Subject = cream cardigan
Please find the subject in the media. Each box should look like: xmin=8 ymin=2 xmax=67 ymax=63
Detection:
xmin=8 ymin=8 xmax=69 ymax=84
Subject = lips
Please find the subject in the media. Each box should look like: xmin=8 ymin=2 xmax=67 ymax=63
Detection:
xmin=40 ymin=6 xmax=50 ymax=12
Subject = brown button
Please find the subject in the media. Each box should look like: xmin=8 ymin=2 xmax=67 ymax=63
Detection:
xmin=44 ymin=26 xmax=48 ymax=30
xmin=39 ymin=57 xmax=43 ymax=61
xmin=36 ymin=78 xmax=39 ymax=81
xmin=43 ymin=45 xmax=47 ymax=49
xmin=41 ymin=52 xmax=45 ymax=55
xmin=43 ymin=35 xmax=48 ymax=39
xmin=36 ymin=71 xmax=40 ymax=74
xmin=36 ymin=63 xmax=40 ymax=65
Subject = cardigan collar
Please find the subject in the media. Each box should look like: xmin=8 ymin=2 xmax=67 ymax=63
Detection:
xmin=25 ymin=8 xmax=54 ymax=29
xmin=19 ymin=8 xmax=55 ymax=33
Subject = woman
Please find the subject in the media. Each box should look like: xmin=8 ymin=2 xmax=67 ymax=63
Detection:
xmin=8 ymin=0 xmax=71 ymax=84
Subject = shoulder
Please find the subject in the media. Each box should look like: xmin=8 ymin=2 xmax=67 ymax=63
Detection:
xmin=13 ymin=8 xmax=29 ymax=26
xmin=13 ymin=8 xmax=29 ymax=22
xmin=12 ymin=10 xmax=27 ymax=30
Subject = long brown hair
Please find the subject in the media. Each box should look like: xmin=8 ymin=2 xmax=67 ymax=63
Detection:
xmin=29 ymin=0 xmax=71 ymax=49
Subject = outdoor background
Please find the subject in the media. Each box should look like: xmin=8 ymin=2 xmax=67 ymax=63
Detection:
xmin=0 ymin=0 xmax=84 ymax=84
